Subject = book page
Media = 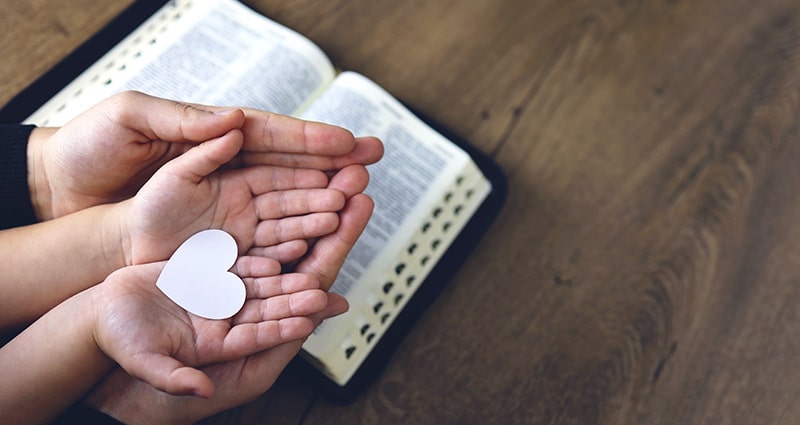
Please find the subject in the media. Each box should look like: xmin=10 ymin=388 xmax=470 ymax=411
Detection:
xmin=14 ymin=0 xmax=499 ymax=389
xmin=298 ymin=72 xmax=492 ymax=383
xmin=300 ymin=71 xmax=471 ymax=298
xmin=26 ymin=0 xmax=335 ymax=126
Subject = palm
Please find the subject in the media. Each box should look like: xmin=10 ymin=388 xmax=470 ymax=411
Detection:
xmin=97 ymin=266 xmax=218 ymax=366
xmin=83 ymin=193 xmax=373 ymax=422
xmin=119 ymin=129 xmax=351 ymax=266
xmin=95 ymin=260 xmax=330 ymax=398
xmin=126 ymin=168 xmax=258 ymax=265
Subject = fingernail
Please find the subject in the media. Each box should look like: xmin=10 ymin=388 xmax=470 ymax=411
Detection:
xmin=213 ymin=109 xmax=237 ymax=116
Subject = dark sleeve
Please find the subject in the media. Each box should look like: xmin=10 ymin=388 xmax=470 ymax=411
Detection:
xmin=0 ymin=124 xmax=38 ymax=229
xmin=51 ymin=404 xmax=126 ymax=425
xmin=0 ymin=126 xmax=120 ymax=424
xmin=0 ymin=127 xmax=121 ymax=424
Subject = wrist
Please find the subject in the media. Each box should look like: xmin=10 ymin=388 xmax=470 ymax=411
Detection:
xmin=0 ymin=287 xmax=114 ymax=424
xmin=100 ymin=200 xmax=134 ymax=269
xmin=77 ymin=287 xmax=115 ymax=371
xmin=26 ymin=127 xmax=57 ymax=221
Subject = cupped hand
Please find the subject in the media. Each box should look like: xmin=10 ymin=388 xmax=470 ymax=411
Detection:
xmin=83 ymin=187 xmax=374 ymax=425
xmin=91 ymin=255 xmax=346 ymax=399
xmin=114 ymin=128 xmax=348 ymax=266
xmin=29 ymin=91 xmax=382 ymax=221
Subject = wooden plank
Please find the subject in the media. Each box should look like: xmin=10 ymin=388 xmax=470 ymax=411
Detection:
xmin=2 ymin=0 xmax=799 ymax=424
xmin=0 ymin=0 xmax=132 ymax=107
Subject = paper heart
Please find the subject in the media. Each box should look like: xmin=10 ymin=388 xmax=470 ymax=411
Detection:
xmin=156 ymin=229 xmax=245 ymax=320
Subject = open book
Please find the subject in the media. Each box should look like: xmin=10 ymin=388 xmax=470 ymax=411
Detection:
xmin=1 ymin=0 xmax=507 ymax=401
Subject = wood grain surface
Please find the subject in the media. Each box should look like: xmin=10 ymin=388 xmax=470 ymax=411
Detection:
xmin=3 ymin=0 xmax=800 ymax=424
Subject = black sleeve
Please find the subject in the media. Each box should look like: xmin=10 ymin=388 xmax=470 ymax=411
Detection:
xmin=0 ymin=124 xmax=38 ymax=229
xmin=51 ymin=404 xmax=126 ymax=425
xmin=0 ymin=125 xmax=122 ymax=423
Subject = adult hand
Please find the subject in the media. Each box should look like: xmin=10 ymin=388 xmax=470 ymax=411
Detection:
xmin=28 ymin=90 xmax=383 ymax=220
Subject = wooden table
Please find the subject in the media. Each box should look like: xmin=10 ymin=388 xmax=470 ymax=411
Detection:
xmin=3 ymin=0 xmax=800 ymax=424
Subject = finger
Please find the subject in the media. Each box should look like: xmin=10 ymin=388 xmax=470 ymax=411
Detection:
xmin=239 ymin=166 xmax=330 ymax=194
xmin=127 ymin=353 xmax=215 ymax=398
xmin=238 ymin=136 xmax=384 ymax=170
xmin=254 ymin=212 xmax=339 ymax=247
xmin=326 ymin=164 xmax=370 ymax=198
xmin=230 ymin=255 xmax=282 ymax=278
xmin=219 ymin=316 xmax=316 ymax=359
xmin=307 ymin=293 xmax=350 ymax=326
xmin=164 ymin=129 xmax=244 ymax=183
xmin=243 ymin=272 xmax=320 ymax=300
xmin=295 ymin=194 xmax=374 ymax=290
xmin=241 ymin=111 xmax=357 ymax=155
xmin=101 ymin=90 xmax=246 ymax=143
xmin=235 ymin=289 xmax=328 ymax=324
xmin=247 ymin=240 xmax=309 ymax=264
xmin=255 ymin=189 xmax=345 ymax=220
xmin=188 ymin=105 xmax=359 ymax=155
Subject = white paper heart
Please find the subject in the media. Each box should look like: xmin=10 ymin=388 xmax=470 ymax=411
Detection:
xmin=156 ymin=229 xmax=245 ymax=320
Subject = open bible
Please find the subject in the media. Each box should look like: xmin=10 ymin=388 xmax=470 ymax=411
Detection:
xmin=0 ymin=0 xmax=507 ymax=401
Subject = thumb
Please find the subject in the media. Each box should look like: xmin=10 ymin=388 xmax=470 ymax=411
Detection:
xmin=164 ymin=129 xmax=244 ymax=183
xmin=99 ymin=90 xmax=246 ymax=143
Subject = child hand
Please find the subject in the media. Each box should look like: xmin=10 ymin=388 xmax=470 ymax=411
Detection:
xmin=112 ymin=128 xmax=347 ymax=266
xmin=83 ymin=186 xmax=374 ymax=424
xmin=90 ymin=255 xmax=347 ymax=398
